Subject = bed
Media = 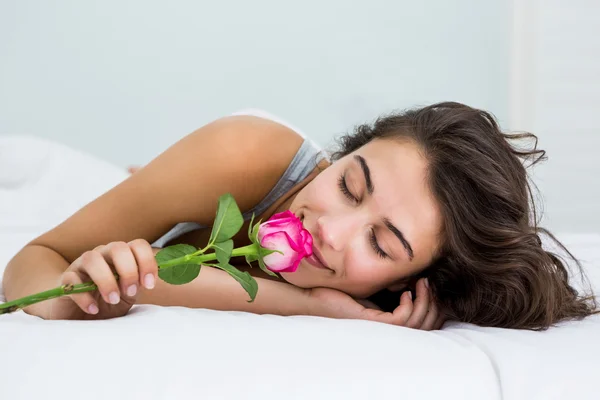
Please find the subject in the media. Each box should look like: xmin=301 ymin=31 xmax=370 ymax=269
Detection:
xmin=1 ymin=133 xmax=599 ymax=400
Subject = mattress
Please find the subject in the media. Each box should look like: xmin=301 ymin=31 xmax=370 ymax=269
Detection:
xmin=0 ymin=133 xmax=599 ymax=400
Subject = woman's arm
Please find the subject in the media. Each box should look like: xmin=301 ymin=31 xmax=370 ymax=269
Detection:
xmin=2 ymin=245 xmax=73 ymax=319
xmin=3 ymin=116 xmax=304 ymax=319
xmin=139 ymin=248 xmax=445 ymax=330
xmin=138 ymin=249 xmax=316 ymax=316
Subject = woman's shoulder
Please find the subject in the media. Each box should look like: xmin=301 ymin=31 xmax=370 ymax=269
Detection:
xmin=213 ymin=114 xmax=307 ymax=181
xmin=161 ymin=114 xmax=308 ymax=218
xmin=27 ymin=115 xmax=307 ymax=263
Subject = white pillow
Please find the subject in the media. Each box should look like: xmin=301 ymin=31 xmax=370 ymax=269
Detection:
xmin=0 ymin=134 xmax=129 ymax=296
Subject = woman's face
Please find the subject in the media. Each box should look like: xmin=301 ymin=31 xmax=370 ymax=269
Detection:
xmin=282 ymin=137 xmax=443 ymax=298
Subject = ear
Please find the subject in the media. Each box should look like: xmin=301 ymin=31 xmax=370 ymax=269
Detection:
xmin=386 ymin=281 xmax=408 ymax=292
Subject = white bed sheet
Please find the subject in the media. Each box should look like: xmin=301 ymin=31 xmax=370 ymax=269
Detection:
xmin=0 ymin=133 xmax=599 ymax=400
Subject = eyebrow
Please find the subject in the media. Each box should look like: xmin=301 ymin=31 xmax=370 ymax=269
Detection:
xmin=353 ymin=155 xmax=415 ymax=261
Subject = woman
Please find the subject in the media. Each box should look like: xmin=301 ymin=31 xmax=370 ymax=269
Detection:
xmin=3 ymin=102 xmax=598 ymax=330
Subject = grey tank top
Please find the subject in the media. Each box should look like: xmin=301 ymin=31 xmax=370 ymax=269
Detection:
xmin=151 ymin=138 xmax=328 ymax=248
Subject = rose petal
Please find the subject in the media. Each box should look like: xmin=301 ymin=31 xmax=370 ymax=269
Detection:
xmin=300 ymin=229 xmax=313 ymax=256
xmin=260 ymin=232 xmax=300 ymax=272
xmin=270 ymin=210 xmax=295 ymax=220
xmin=274 ymin=257 xmax=303 ymax=273
xmin=258 ymin=219 xmax=293 ymax=239
xmin=258 ymin=215 xmax=303 ymax=245
xmin=256 ymin=210 xmax=312 ymax=273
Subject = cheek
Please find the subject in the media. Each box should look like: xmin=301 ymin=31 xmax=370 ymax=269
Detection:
xmin=300 ymin=170 xmax=341 ymax=208
xmin=307 ymin=182 xmax=336 ymax=207
xmin=342 ymin=242 xmax=419 ymax=296
xmin=342 ymin=249 xmax=394 ymax=293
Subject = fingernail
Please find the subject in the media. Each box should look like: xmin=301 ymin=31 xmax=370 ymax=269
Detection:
xmin=88 ymin=303 xmax=99 ymax=314
xmin=127 ymin=284 xmax=137 ymax=297
xmin=406 ymin=291 xmax=413 ymax=301
xmin=424 ymin=278 xmax=429 ymax=288
xmin=144 ymin=274 xmax=155 ymax=289
xmin=108 ymin=291 xmax=120 ymax=305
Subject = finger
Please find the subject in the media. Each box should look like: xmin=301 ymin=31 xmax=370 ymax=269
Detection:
xmin=75 ymin=250 xmax=121 ymax=305
xmin=60 ymin=270 xmax=100 ymax=315
xmin=434 ymin=312 xmax=447 ymax=330
xmin=420 ymin=295 xmax=439 ymax=331
xmin=355 ymin=298 xmax=382 ymax=310
xmin=390 ymin=290 xmax=413 ymax=326
xmin=128 ymin=239 xmax=159 ymax=290
xmin=98 ymin=242 xmax=140 ymax=299
xmin=406 ymin=278 xmax=430 ymax=329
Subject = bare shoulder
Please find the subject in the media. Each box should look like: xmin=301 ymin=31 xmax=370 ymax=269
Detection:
xmin=186 ymin=114 xmax=306 ymax=211
xmin=201 ymin=114 xmax=305 ymax=182
xmin=28 ymin=114 xmax=305 ymax=263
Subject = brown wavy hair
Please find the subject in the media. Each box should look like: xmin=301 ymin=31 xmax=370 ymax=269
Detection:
xmin=328 ymin=101 xmax=598 ymax=331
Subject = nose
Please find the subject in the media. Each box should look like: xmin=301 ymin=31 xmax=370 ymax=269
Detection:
xmin=316 ymin=214 xmax=359 ymax=252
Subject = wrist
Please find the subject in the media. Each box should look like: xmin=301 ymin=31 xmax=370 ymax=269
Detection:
xmin=304 ymin=288 xmax=339 ymax=319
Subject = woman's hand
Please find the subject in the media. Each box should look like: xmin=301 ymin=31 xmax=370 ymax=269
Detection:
xmin=50 ymin=240 xmax=159 ymax=320
xmin=308 ymin=277 xmax=446 ymax=330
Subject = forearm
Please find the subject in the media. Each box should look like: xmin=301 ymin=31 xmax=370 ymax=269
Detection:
xmin=137 ymin=265 xmax=325 ymax=317
xmin=2 ymin=244 xmax=70 ymax=319
xmin=3 ymin=247 xmax=336 ymax=321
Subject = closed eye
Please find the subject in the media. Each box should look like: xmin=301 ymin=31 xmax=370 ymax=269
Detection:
xmin=369 ymin=228 xmax=388 ymax=259
xmin=337 ymin=173 xmax=389 ymax=259
xmin=337 ymin=173 xmax=358 ymax=203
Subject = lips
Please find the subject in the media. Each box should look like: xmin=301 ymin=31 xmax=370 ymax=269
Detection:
xmin=306 ymin=245 xmax=334 ymax=273
xmin=311 ymin=246 xmax=329 ymax=270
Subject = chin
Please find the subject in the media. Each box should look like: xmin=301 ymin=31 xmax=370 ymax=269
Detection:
xmin=279 ymin=264 xmax=319 ymax=288
xmin=279 ymin=274 xmax=314 ymax=288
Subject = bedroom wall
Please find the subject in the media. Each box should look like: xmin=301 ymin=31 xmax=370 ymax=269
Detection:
xmin=4 ymin=1 xmax=596 ymax=233
xmin=0 ymin=0 xmax=509 ymax=162
xmin=509 ymin=0 xmax=600 ymax=232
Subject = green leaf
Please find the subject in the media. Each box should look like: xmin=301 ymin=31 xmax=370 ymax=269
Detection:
xmin=213 ymin=263 xmax=258 ymax=302
xmin=245 ymin=253 xmax=259 ymax=264
xmin=214 ymin=240 xmax=233 ymax=265
xmin=158 ymin=263 xmax=201 ymax=285
xmin=259 ymin=247 xmax=282 ymax=258
xmin=155 ymin=244 xmax=197 ymax=264
xmin=155 ymin=244 xmax=201 ymax=285
xmin=248 ymin=212 xmax=255 ymax=241
xmin=250 ymin=219 xmax=262 ymax=244
xmin=209 ymin=193 xmax=244 ymax=244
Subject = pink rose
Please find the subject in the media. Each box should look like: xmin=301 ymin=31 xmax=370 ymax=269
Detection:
xmin=257 ymin=210 xmax=313 ymax=273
